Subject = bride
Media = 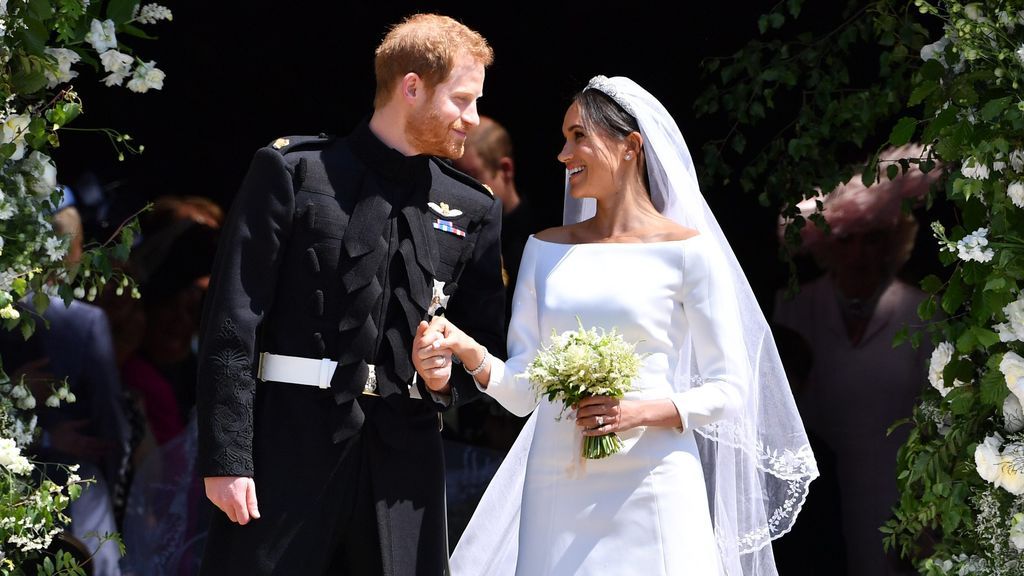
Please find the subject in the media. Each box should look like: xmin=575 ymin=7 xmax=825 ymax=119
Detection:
xmin=412 ymin=76 xmax=818 ymax=575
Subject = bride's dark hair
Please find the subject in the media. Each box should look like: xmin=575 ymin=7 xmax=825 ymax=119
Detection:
xmin=573 ymin=89 xmax=651 ymax=193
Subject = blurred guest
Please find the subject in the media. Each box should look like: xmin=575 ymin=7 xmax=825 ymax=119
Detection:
xmin=121 ymin=219 xmax=217 ymax=445
xmin=453 ymin=115 xmax=533 ymax=296
xmin=10 ymin=189 xmax=132 ymax=576
xmin=450 ymin=117 xmax=532 ymax=452
xmin=774 ymin=145 xmax=940 ymax=575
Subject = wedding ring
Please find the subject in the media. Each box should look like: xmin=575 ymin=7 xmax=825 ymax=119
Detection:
xmin=596 ymin=416 xmax=604 ymax=426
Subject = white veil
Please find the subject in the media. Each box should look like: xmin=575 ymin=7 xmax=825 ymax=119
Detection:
xmin=566 ymin=76 xmax=819 ymax=575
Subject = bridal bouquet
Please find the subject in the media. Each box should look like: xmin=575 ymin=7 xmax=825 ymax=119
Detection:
xmin=524 ymin=320 xmax=645 ymax=459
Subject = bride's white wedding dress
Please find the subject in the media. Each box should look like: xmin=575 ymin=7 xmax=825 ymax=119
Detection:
xmin=452 ymin=233 xmax=747 ymax=576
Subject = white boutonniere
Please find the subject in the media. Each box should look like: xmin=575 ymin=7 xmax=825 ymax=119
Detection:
xmin=429 ymin=279 xmax=450 ymax=316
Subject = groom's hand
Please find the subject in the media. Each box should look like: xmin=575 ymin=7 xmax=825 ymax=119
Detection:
xmin=413 ymin=319 xmax=453 ymax=393
xmin=205 ymin=476 xmax=260 ymax=525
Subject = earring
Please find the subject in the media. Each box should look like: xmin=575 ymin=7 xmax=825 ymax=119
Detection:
xmin=625 ymin=152 xmax=633 ymax=160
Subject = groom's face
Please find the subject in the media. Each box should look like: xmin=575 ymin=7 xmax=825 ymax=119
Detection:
xmin=406 ymin=52 xmax=485 ymax=159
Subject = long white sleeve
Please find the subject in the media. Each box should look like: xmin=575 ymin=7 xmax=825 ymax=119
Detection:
xmin=479 ymin=238 xmax=541 ymax=417
xmin=670 ymin=241 xmax=748 ymax=431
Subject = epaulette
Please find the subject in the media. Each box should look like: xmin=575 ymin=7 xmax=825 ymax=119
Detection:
xmin=267 ymin=133 xmax=335 ymax=155
xmin=431 ymin=156 xmax=494 ymax=198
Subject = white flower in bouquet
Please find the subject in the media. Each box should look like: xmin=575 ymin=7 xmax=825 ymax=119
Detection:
xmin=100 ymin=50 xmax=134 ymax=87
xmin=126 ymin=60 xmax=165 ymax=93
xmin=0 ymin=437 xmax=32 ymax=475
xmin=86 ymin=19 xmax=117 ymax=53
xmin=1003 ymin=394 xmax=1024 ymax=432
xmin=961 ymin=157 xmax=990 ymax=180
xmin=1000 ymin=351 xmax=1024 ymax=403
xmin=1009 ymin=181 xmax=1024 ymax=208
xmin=996 ymin=442 xmax=1024 ymax=495
xmin=975 ymin=434 xmax=1003 ymax=483
xmin=1011 ymin=513 xmax=1024 ymax=551
xmin=956 ymin=228 xmax=994 ymax=263
xmin=963 ymin=3 xmax=986 ymax=21
xmin=134 ymin=4 xmax=173 ymax=25
xmin=1017 ymin=45 xmax=1024 ymax=67
xmin=43 ymin=48 xmax=80 ymax=89
xmin=929 ymin=342 xmax=965 ymax=396
xmin=22 ymin=151 xmax=57 ymax=198
xmin=0 ymin=303 xmax=19 ymax=320
xmin=525 ymin=319 xmax=646 ymax=459
xmin=1011 ymin=149 xmax=1024 ymax=172
xmin=2 ymin=112 xmax=30 ymax=161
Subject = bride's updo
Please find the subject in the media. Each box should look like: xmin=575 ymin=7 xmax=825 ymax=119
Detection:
xmin=573 ymin=88 xmax=650 ymax=193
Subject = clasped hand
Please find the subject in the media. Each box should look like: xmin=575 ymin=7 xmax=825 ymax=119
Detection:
xmin=411 ymin=316 xmax=464 ymax=393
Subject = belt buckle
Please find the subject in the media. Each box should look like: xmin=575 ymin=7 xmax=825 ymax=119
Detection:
xmin=362 ymin=364 xmax=379 ymax=396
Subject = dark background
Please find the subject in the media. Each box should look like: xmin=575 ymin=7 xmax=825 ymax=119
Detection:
xmin=52 ymin=1 xmax=848 ymax=309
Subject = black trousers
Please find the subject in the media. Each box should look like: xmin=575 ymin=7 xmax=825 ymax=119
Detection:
xmin=199 ymin=392 xmax=448 ymax=576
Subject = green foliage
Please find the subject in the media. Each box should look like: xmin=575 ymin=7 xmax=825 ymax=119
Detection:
xmin=0 ymin=1 xmax=170 ymax=573
xmin=698 ymin=0 xmax=1024 ymax=571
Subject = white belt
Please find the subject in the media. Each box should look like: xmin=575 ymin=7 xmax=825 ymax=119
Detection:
xmin=256 ymin=352 xmax=422 ymax=399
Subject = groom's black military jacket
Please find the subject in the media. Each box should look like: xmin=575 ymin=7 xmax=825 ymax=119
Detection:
xmin=196 ymin=120 xmax=505 ymax=479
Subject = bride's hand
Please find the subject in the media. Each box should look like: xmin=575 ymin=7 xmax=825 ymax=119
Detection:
xmin=576 ymin=396 xmax=644 ymax=436
xmin=412 ymin=318 xmax=455 ymax=393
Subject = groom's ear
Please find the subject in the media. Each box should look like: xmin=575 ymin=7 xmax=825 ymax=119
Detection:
xmin=401 ymin=72 xmax=424 ymax=104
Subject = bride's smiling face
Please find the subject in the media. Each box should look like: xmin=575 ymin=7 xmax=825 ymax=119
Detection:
xmin=558 ymin=102 xmax=628 ymax=200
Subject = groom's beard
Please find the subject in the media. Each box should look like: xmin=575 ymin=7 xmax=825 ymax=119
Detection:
xmin=406 ymin=104 xmax=465 ymax=159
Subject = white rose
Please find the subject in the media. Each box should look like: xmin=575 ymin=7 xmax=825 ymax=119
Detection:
xmin=920 ymin=37 xmax=950 ymax=63
xmin=961 ymin=157 xmax=990 ymax=180
xmin=126 ymin=60 xmax=165 ymax=93
xmin=1009 ymin=182 xmax=1024 ymax=208
xmin=86 ymin=19 xmax=117 ymax=53
xmin=1005 ymin=394 xmax=1024 ymax=432
xmin=1 ymin=113 xmax=30 ymax=161
xmin=1011 ymin=149 xmax=1024 ymax=172
xmin=21 ymin=151 xmax=57 ymax=197
xmin=43 ymin=48 xmax=80 ymax=89
xmin=998 ymin=296 xmax=1024 ymax=342
xmin=928 ymin=342 xmax=961 ymax=396
xmin=99 ymin=50 xmax=133 ymax=75
xmin=975 ymin=434 xmax=1003 ymax=483
xmin=1002 ymin=351 xmax=1024 ymax=406
xmin=964 ymin=3 xmax=985 ymax=21
xmin=0 ymin=437 xmax=32 ymax=475
xmin=998 ymin=443 xmax=1024 ymax=495
xmin=1011 ymin=513 xmax=1024 ymax=551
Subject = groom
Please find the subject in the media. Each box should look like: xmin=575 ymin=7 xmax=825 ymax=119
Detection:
xmin=196 ymin=13 xmax=505 ymax=575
